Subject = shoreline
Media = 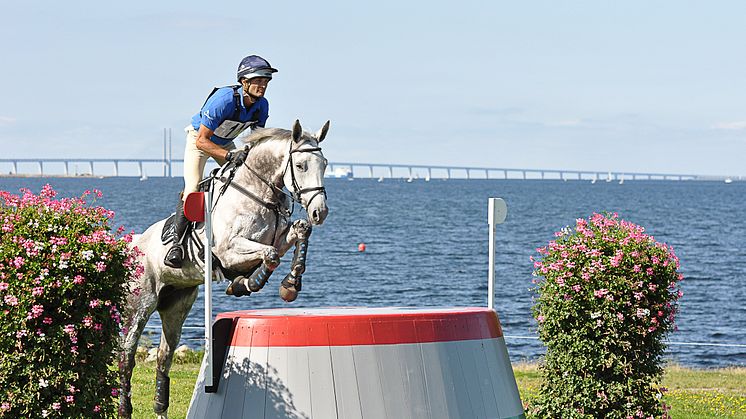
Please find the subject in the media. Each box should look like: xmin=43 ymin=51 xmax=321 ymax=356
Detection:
xmin=1 ymin=174 xmax=742 ymax=182
xmin=0 ymin=174 xmax=108 ymax=179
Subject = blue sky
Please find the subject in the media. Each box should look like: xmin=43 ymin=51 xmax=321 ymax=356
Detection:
xmin=1 ymin=1 xmax=745 ymax=176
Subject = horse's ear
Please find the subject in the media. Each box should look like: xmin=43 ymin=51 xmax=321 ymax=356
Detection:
xmin=292 ymin=119 xmax=302 ymax=143
xmin=315 ymin=120 xmax=330 ymax=143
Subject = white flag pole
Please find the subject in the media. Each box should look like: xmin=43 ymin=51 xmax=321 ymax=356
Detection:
xmin=204 ymin=187 xmax=214 ymax=390
xmin=488 ymin=198 xmax=507 ymax=310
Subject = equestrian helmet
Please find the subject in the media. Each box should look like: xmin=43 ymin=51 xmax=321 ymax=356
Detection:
xmin=237 ymin=55 xmax=278 ymax=82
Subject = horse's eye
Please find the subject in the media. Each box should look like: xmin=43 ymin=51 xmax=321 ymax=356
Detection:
xmin=295 ymin=162 xmax=306 ymax=171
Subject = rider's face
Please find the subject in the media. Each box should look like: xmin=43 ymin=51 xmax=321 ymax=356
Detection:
xmin=244 ymin=77 xmax=270 ymax=98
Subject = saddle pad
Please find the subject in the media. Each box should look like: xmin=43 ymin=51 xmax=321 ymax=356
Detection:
xmin=161 ymin=213 xmax=176 ymax=245
xmin=160 ymin=214 xmax=204 ymax=247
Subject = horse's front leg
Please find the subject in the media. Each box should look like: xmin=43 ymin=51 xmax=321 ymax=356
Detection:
xmin=219 ymin=237 xmax=280 ymax=297
xmin=153 ymin=286 xmax=199 ymax=419
xmin=276 ymin=219 xmax=313 ymax=302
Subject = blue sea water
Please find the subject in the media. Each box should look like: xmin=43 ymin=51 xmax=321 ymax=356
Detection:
xmin=1 ymin=177 xmax=744 ymax=367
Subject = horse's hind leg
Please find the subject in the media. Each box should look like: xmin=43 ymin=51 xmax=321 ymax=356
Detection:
xmin=119 ymin=290 xmax=158 ymax=419
xmin=154 ymin=286 xmax=199 ymax=419
xmin=223 ymin=242 xmax=280 ymax=297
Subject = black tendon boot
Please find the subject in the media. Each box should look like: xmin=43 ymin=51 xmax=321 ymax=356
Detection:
xmin=164 ymin=198 xmax=190 ymax=268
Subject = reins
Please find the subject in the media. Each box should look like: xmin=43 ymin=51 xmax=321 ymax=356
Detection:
xmin=196 ymin=137 xmax=325 ymax=244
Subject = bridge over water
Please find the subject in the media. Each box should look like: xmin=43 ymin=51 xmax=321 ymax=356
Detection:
xmin=0 ymin=158 xmax=739 ymax=182
xmin=326 ymin=161 xmax=737 ymax=182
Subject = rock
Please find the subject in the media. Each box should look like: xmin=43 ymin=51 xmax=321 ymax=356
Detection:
xmin=145 ymin=347 xmax=158 ymax=362
xmin=175 ymin=345 xmax=191 ymax=359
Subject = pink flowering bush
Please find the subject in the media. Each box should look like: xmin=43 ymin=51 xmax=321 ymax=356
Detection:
xmin=530 ymin=213 xmax=683 ymax=419
xmin=0 ymin=185 xmax=142 ymax=418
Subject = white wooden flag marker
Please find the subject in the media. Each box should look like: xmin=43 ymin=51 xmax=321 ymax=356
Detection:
xmin=184 ymin=189 xmax=215 ymax=391
xmin=488 ymin=197 xmax=508 ymax=310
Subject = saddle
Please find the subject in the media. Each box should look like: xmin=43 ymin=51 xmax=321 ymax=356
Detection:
xmin=161 ymin=165 xmax=262 ymax=283
xmin=160 ymin=166 xmax=221 ymax=248
xmin=160 ymin=217 xmax=257 ymax=280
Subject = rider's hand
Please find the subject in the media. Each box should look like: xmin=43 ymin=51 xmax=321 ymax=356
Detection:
xmin=225 ymin=150 xmax=246 ymax=166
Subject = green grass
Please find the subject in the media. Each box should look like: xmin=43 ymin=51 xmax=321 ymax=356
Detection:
xmin=131 ymin=361 xmax=746 ymax=418
xmin=513 ymin=364 xmax=746 ymax=418
xmin=131 ymin=363 xmax=197 ymax=419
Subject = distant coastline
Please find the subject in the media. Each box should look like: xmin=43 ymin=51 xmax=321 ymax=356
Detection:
xmin=0 ymin=173 xmax=106 ymax=179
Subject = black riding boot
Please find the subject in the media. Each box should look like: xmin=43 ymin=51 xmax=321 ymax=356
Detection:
xmin=164 ymin=199 xmax=190 ymax=268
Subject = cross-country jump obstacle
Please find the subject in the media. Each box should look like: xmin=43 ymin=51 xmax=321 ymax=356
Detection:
xmin=185 ymin=197 xmax=525 ymax=419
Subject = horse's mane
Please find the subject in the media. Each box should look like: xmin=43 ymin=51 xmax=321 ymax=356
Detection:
xmin=240 ymin=128 xmax=289 ymax=145
xmin=240 ymin=127 xmax=315 ymax=147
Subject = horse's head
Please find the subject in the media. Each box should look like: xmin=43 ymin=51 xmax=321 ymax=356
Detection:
xmin=283 ymin=120 xmax=330 ymax=225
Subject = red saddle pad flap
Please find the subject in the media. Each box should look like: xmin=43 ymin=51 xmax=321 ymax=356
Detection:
xmin=184 ymin=192 xmax=205 ymax=222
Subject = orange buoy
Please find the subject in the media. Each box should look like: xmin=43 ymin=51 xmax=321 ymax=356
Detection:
xmin=358 ymin=243 xmax=366 ymax=252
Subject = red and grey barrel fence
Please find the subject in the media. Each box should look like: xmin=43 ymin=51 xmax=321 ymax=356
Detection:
xmin=186 ymin=307 xmax=525 ymax=419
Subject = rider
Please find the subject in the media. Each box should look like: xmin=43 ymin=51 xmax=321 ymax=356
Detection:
xmin=164 ymin=54 xmax=278 ymax=268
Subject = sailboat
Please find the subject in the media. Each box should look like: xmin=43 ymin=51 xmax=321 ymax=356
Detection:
xmin=606 ymin=171 xmax=612 ymax=182
xmin=591 ymin=174 xmax=597 ymax=184
xmin=619 ymin=174 xmax=625 ymax=185
xmin=139 ymin=169 xmax=148 ymax=182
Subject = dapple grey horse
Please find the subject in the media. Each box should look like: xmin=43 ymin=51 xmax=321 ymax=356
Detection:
xmin=118 ymin=120 xmax=330 ymax=418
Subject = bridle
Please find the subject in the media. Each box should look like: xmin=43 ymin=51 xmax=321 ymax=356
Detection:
xmin=286 ymin=142 xmax=327 ymax=210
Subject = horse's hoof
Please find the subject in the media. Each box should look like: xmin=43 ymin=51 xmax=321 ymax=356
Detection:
xmin=118 ymin=402 xmax=133 ymax=419
xmin=279 ymin=285 xmax=298 ymax=302
xmin=226 ymin=279 xmax=251 ymax=297
xmin=279 ymin=274 xmax=301 ymax=302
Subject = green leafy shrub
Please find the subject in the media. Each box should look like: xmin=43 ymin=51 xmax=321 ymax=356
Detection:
xmin=0 ymin=186 xmax=142 ymax=418
xmin=530 ymin=213 xmax=683 ymax=419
